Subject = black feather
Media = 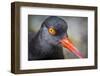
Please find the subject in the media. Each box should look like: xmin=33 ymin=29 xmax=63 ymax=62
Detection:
xmin=28 ymin=16 xmax=68 ymax=60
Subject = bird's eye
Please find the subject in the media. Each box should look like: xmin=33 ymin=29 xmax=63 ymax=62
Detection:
xmin=48 ymin=27 xmax=57 ymax=35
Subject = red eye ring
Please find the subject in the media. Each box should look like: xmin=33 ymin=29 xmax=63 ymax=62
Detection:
xmin=48 ymin=27 xmax=57 ymax=35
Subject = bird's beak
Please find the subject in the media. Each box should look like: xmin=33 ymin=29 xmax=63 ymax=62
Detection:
xmin=59 ymin=36 xmax=83 ymax=58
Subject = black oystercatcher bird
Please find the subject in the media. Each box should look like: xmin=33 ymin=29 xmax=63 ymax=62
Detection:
xmin=28 ymin=16 xmax=83 ymax=60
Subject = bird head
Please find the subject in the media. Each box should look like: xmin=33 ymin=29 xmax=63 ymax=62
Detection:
xmin=40 ymin=16 xmax=83 ymax=58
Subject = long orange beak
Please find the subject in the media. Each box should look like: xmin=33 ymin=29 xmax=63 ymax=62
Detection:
xmin=59 ymin=36 xmax=83 ymax=58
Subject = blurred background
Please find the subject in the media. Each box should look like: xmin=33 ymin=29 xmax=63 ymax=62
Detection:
xmin=28 ymin=15 xmax=88 ymax=59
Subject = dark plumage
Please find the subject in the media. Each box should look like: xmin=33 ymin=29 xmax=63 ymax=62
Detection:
xmin=28 ymin=16 xmax=68 ymax=60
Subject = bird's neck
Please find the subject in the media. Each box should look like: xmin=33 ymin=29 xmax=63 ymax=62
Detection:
xmin=34 ymin=28 xmax=52 ymax=50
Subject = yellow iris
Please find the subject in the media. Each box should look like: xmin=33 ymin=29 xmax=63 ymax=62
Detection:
xmin=48 ymin=27 xmax=56 ymax=35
